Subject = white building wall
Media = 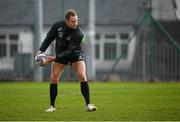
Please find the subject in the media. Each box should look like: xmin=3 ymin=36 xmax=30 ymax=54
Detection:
xmin=0 ymin=25 xmax=136 ymax=72
xmin=19 ymin=29 xmax=33 ymax=53
xmin=0 ymin=26 xmax=52 ymax=70
xmin=152 ymin=0 xmax=176 ymax=21
xmin=95 ymin=25 xmax=136 ymax=71
xmin=175 ymin=0 xmax=180 ymax=20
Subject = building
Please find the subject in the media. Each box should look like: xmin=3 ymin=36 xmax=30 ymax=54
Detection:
xmin=0 ymin=0 xmax=179 ymax=81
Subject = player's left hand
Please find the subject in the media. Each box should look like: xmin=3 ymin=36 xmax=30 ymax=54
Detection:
xmin=43 ymin=55 xmax=56 ymax=65
xmin=35 ymin=53 xmax=55 ymax=66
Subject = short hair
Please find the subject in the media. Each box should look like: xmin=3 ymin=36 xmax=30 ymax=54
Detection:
xmin=65 ymin=9 xmax=77 ymax=21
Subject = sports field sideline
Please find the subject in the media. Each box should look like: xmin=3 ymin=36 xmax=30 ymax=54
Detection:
xmin=0 ymin=81 xmax=180 ymax=121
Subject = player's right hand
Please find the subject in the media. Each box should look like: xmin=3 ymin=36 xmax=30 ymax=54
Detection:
xmin=35 ymin=51 xmax=55 ymax=66
xmin=35 ymin=53 xmax=47 ymax=66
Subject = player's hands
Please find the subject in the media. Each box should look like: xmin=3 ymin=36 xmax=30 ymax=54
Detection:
xmin=35 ymin=51 xmax=56 ymax=66
xmin=43 ymin=55 xmax=56 ymax=65
xmin=35 ymin=50 xmax=44 ymax=62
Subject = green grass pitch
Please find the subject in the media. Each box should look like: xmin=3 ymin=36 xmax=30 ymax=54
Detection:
xmin=0 ymin=81 xmax=180 ymax=121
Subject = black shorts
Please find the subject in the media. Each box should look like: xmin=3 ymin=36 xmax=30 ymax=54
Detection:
xmin=55 ymin=51 xmax=85 ymax=65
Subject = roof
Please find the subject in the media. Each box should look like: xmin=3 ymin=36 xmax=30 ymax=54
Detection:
xmin=0 ymin=0 xmax=147 ymax=26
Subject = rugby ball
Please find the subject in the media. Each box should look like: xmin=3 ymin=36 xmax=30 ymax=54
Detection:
xmin=35 ymin=54 xmax=47 ymax=66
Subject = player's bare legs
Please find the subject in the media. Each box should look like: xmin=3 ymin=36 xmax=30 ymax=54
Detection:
xmin=51 ymin=62 xmax=65 ymax=84
xmin=72 ymin=61 xmax=97 ymax=111
xmin=45 ymin=62 xmax=65 ymax=112
xmin=72 ymin=61 xmax=87 ymax=81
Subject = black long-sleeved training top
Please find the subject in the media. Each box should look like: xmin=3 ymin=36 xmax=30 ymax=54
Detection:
xmin=39 ymin=20 xmax=84 ymax=58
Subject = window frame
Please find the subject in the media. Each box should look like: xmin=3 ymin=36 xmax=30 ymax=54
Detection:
xmin=0 ymin=33 xmax=19 ymax=59
xmin=95 ymin=32 xmax=129 ymax=62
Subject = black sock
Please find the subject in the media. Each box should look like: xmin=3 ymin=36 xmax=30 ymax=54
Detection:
xmin=50 ymin=83 xmax=57 ymax=107
xmin=80 ymin=81 xmax=90 ymax=106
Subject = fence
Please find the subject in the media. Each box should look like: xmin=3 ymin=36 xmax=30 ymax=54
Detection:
xmin=105 ymin=9 xmax=180 ymax=82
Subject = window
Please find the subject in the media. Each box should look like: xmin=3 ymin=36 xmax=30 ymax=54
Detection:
xmin=0 ymin=34 xmax=6 ymax=58
xmin=105 ymin=34 xmax=116 ymax=39
xmin=95 ymin=33 xmax=100 ymax=60
xmin=104 ymin=43 xmax=117 ymax=60
xmin=0 ymin=43 xmax=6 ymax=58
xmin=95 ymin=33 xmax=100 ymax=40
xmin=0 ymin=34 xmax=19 ymax=58
xmin=121 ymin=43 xmax=128 ymax=58
xmin=120 ymin=33 xmax=129 ymax=40
xmin=0 ymin=35 xmax=6 ymax=39
xmin=94 ymin=32 xmax=129 ymax=61
xmin=104 ymin=34 xmax=117 ymax=60
xmin=10 ymin=34 xmax=18 ymax=40
xmin=10 ymin=44 xmax=18 ymax=57
xmin=9 ymin=34 xmax=19 ymax=57
xmin=95 ymin=44 xmax=100 ymax=59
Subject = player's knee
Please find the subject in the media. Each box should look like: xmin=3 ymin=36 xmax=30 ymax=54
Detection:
xmin=77 ymin=72 xmax=87 ymax=81
xmin=51 ymin=75 xmax=59 ymax=83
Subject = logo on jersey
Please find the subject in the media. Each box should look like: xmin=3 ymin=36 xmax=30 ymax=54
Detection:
xmin=58 ymin=28 xmax=63 ymax=38
xmin=66 ymin=36 xmax=71 ymax=41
